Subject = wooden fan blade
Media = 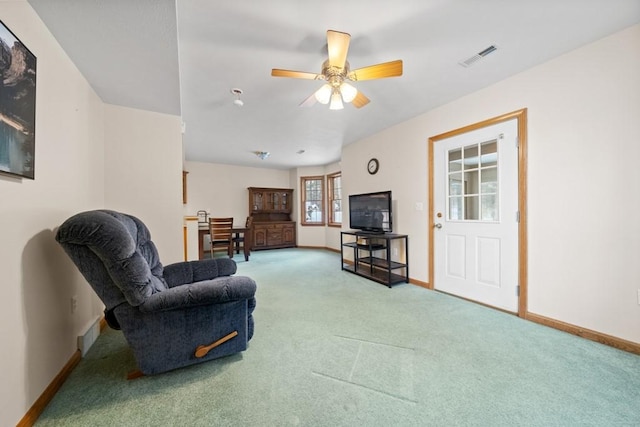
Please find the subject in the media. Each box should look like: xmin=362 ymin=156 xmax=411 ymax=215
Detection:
xmin=352 ymin=91 xmax=370 ymax=108
xmin=349 ymin=60 xmax=403 ymax=81
xmin=299 ymin=91 xmax=318 ymax=107
xmin=271 ymin=69 xmax=320 ymax=80
xmin=327 ymin=30 xmax=351 ymax=69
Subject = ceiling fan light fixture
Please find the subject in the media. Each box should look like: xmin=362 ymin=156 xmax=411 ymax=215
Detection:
xmin=340 ymin=82 xmax=357 ymax=103
xmin=329 ymin=91 xmax=343 ymax=110
xmin=271 ymin=29 xmax=402 ymax=110
xmin=314 ymin=84 xmax=332 ymax=104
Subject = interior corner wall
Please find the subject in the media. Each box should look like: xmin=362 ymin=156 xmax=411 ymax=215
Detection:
xmin=104 ymin=104 xmax=184 ymax=264
xmin=286 ymin=162 xmax=343 ymax=250
xmin=323 ymin=161 xmax=342 ymax=250
xmin=292 ymin=165 xmax=327 ymax=247
xmin=341 ymin=23 xmax=640 ymax=344
xmin=0 ymin=3 xmax=106 ymax=426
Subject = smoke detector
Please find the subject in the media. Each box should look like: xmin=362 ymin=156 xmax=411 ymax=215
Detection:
xmin=231 ymin=88 xmax=244 ymax=107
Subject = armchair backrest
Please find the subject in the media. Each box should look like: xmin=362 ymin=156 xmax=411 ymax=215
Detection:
xmin=56 ymin=210 xmax=168 ymax=310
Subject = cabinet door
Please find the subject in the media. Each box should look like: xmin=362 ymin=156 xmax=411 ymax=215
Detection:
xmin=253 ymin=226 xmax=267 ymax=248
xmin=283 ymin=224 xmax=295 ymax=244
xmin=251 ymin=190 xmax=264 ymax=212
xmin=280 ymin=191 xmax=291 ymax=212
xmin=267 ymin=227 xmax=283 ymax=245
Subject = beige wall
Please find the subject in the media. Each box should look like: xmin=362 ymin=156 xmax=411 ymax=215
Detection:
xmin=104 ymin=105 xmax=184 ymax=263
xmin=341 ymin=24 xmax=640 ymax=343
xmin=292 ymin=162 xmax=343 ymax=249
xmin=292 ymin=165 xmax=326 ymax=247
xmin=183 ymin=160 xmax=292 ymax=224
xmin=0 ymin=3 xmax=185 ymax=425
xmin=185 ymin=161 xmax=344 ymax=249
xmin=323 ymin=161 xmax=342 ymax=250
xmin=0 ymin=3 xmax=105 ymax=425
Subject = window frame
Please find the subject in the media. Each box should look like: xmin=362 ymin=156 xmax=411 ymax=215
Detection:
xmin=327 ymin=172 xmax=342 ymax=227
xmin=300 ymin=175 xmax=326 ymax=226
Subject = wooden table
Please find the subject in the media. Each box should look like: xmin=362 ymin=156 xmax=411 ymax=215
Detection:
xmin=198 ymin=225 xmax=251 ymax=261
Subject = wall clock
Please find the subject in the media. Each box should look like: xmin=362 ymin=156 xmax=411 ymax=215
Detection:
xmin=367 ymin=158 xmax=379 ymax=175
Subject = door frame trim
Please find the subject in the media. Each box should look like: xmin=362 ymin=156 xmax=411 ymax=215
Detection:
xmin=428 ymin=108 xmax=528 ymax=317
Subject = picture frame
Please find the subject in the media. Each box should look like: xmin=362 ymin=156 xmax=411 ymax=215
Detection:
xmin=0 ymin=19 xmax=37 ymax=180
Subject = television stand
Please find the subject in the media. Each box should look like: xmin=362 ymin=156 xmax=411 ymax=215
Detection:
xmin=354 ymin=230 xmax=386 ymax=235
xmin=340 ymin=231 xmax=409 ymax=288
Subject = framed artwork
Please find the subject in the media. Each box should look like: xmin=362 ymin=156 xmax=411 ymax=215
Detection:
xmin=0 ymin=19 xmax=36 ymax=180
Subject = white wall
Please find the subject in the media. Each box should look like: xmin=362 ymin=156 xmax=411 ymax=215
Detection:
xmin=0 ymin=3 xmax=105 ymax=425
xmin=0 ymin=3 xmax=185 ymax=425
xmin=290 ymin=162 xmax=343 ymax=249
xmin=184 ymin=160 xmax=291 ymax=224
xmin=292 ymin=165 xmax=326 ymax=247
xmin=324 ymin=161 xmax=342 ymax=250
xmin=186 ymin=161 xmax=345 ymax=250
xmin=341 ymin=24 xmax=640 ymax=343
xmin=104 ymin=105 xmax=184 ymax=264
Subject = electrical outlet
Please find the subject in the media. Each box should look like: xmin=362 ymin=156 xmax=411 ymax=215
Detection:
xmin=393 ymin=247 xmax=398 ymax=257
xmin=71 ymin=296 xmax=78 ymax=314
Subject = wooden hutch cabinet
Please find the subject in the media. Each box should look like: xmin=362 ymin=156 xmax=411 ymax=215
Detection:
xmin=248 ymin=187 xmax=296 ymax=250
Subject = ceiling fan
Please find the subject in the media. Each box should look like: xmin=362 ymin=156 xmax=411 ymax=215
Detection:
xmin=271 ymin=30 xmax=403 ymax=110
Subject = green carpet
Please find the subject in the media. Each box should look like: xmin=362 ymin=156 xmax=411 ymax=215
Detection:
xmin=36 ymin=248 xmax=640 ymax=426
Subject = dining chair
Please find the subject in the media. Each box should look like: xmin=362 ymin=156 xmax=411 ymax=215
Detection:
xmin=232 ymin=216 xmax=253 ymax=256
xmin=209 ymin=217 xmax=234 ymax=258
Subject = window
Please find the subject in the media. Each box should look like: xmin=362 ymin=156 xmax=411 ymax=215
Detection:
xmin=301 ymin=176 xmax=325 ymax=225
xmin=327 ymin=172 xmax=342 ymax=226
xmin=448 ymin=139 xmax=499 ymax=221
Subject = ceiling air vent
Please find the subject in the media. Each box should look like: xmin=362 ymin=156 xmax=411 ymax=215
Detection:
xmin=459 ymin=44 xmax=498 ymax=68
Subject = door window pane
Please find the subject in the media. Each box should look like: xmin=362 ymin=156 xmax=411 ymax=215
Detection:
xmin=480 ymin=167 xmax=498 ymax=193
xmin=463 ymin=145 xmax=479 ymax=170
xmin=465 ymin=196 xmax=480 ymax=220
xmin=481 ymin=195 xmax=498 ymax=221
xmin=449 ymin=196 xmax=463 ymax=220
xmin=449 ymin=149 xmax=462 ymax=172
xmin=449 ymin=175 xmax=463 ymax=196
xmin=447 ymin=139 xmax=500 ymax=222
xmin=464 ymin=170 xmax=479 ymax=195
xmin=480 ymin=140 xmax=498 ymax=167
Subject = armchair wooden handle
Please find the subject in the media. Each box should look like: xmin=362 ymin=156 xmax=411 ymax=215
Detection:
xmin=194 ymin=331 xmax=238 ymax=358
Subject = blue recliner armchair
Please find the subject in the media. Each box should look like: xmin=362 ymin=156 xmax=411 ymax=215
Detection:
xmin=55 ymin=210 xmax=256 ymax=376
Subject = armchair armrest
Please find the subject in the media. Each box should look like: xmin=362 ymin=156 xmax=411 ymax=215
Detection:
xmin=139 ymin=275 xmax=256 ymax=313
xmin=162 ymin=258 xmax=237 ymax=288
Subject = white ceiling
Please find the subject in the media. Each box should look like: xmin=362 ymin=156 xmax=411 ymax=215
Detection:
xmin=27 ymin=0 xmax=640 ymax=169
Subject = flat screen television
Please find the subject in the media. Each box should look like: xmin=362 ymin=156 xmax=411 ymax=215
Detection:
xmin=348 ymin=190 xmax=392 ymax=233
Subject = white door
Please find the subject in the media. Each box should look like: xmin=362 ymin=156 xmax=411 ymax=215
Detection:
xmin=433 ymin=118 xmax=519 ymax=312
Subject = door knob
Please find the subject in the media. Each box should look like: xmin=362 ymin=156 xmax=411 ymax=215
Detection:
xmin=434 ymin=223 xmax=442 ymax=229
